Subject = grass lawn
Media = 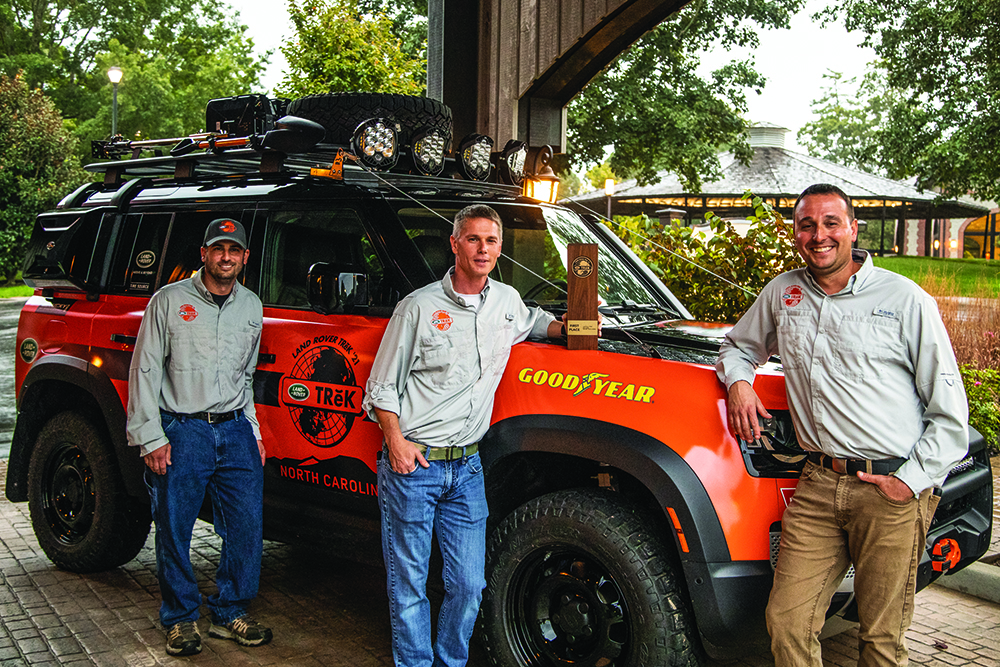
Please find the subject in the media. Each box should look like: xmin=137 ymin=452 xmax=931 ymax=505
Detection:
xmin=872 ymin=256 xmax=1000 ymax=297
xmin=0 ymin=284 xmax=34 ymax=298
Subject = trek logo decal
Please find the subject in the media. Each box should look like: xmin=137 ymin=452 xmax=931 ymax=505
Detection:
xmin=782 ymin=285 xmax=803 ymax=307
xmin=431 ymin=309 xmax=452 ymax=331
xmin=517 ymin=367 xmax=655 ymax=403
xmin=178 ymin=304 xmax=198 ymax=321
xmin=284 ymin=335 xmax=364 ymax=448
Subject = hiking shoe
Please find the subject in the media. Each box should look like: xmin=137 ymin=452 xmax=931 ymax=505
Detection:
xmin=165 ymin=621 xmax=202 ymax=656
xmin=208 ymin=614 xmax=273 ymax=646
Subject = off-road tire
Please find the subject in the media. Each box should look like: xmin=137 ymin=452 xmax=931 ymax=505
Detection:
xmin=481 ymin=489 xmax=700 ymax=667
xmin=287 ymin=93 xmax=452 ymax=150
xmin=27 ymin=411 xmax=151 ymax=573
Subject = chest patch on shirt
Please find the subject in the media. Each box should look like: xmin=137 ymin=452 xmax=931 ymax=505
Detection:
xmin=431 ymin=309 xmax=453 ymax=331
xmin=178 ymin=304 xmax=198 ymax=322
xmin=782 ymin=285 xmax=804 ymax=307
xmin=873 ymin=307 xmax=897 ymax=319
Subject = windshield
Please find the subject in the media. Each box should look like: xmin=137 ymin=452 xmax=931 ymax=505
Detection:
xmin=392 ymin=200 xmax=673 ymax=320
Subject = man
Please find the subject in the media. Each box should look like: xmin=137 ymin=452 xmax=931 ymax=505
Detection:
xmin=127 ymin=219 xmax=272 ymax=656
xmin=363 ymin=204 xmax=565 ymax=667
xmin=716 ymin=184 xmax=967 ymax=666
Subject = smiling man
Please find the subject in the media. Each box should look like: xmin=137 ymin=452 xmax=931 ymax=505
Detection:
xmin=363 ymin=205 xmax=564 ymax=667
xmin=128 ymin=219 xmax=271 ymax=656
xmin=716 ymin=184 xmax=968 ymax=666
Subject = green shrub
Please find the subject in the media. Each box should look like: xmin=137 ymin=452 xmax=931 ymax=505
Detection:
xmin=961 ymin=365 xmax=1000 ymax=455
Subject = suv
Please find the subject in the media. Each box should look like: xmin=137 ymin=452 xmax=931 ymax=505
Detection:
xmin=5 ymin=93 xmax=994 ymax=666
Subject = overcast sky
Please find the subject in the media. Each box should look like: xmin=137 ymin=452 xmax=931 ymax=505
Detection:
xmin=234 ymin=0 xmax=875 ymax=152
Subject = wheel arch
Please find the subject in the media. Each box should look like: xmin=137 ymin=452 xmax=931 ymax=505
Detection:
xmin=7 ymin=355 xmax=144 ymax=502
xmin=481 ymin=414 xmax=731 ymax=565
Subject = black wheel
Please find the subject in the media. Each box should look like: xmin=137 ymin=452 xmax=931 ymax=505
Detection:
xmin=287 ymin=92 xmax=452 ymax=149
xmin=27 ymin=411 xmax=151 ymax=573
xmin=481 ymin=490 xmax=700 ymax=667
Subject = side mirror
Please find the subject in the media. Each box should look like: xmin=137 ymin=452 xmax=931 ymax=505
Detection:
xmin=307 ymin=262 xmax=368 ymax=315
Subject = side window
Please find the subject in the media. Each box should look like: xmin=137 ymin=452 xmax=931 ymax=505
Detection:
xmin=261 ymin=208 xmax=386 ymax=309
xmin=110 ymin=213 xmax=172 ymax=295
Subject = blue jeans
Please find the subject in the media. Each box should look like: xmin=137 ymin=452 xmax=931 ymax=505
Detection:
xmin=378 ymin=451 xmax=488 ymax=667
xmin=145 ymin=411 xmax=263 ymax=627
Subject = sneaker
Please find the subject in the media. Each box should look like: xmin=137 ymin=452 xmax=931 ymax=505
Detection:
xmin=165 ymin=621 xmax=202 ymax=656
xmin=208 ymin=614 xmax=273 ymax=647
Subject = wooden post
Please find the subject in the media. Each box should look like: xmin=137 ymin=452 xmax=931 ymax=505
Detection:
xmin=566 ymin=243 xmax=599 ymax=351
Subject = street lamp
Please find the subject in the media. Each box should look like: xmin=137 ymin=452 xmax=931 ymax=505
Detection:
xmin=604 ymin=178 xmax=615 ymax=220
xmin=107 ymin=66 xmax=123 ymax=137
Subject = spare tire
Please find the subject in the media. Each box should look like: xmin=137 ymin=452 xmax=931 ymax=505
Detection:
xmin=287 ymin=93 xmax=453 ymax=150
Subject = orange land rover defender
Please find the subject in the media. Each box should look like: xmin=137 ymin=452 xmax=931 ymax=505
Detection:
xmin=5 ymin=93 xmax=993 ymax=666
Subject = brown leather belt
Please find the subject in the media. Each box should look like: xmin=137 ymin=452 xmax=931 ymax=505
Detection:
xmin=807 ymin=451 xmax=905 ymax=476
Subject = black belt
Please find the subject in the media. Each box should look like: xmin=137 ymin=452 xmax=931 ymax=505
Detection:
xmin=807 ymin=451 xmax=905 ymax=476
xmin=165 ymin=409 xmax=242 ymax=424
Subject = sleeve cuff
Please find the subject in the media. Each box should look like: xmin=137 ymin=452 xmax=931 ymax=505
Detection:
xmin=893 ymin=461 xmax=933 ymax=497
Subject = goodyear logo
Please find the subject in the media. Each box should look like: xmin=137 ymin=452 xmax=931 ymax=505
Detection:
xmin=517 ymin=368 xmax=655 ymax=403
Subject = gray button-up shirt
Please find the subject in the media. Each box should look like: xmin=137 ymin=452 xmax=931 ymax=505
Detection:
xmin=363 ymin=269 xmax=555 ymax=448
xmin=717 ymin=251 xmax=968 ymax=494
xmin=127 ymin=269 xmax=263 ymax=456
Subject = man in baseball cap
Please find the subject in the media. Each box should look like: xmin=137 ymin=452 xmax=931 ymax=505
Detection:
xmin=203 ymin=218 xmax=248 ymax=248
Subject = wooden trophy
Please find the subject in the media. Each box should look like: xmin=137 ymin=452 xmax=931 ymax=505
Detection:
xmin=565 ymin=243 xmax=599 ymax=350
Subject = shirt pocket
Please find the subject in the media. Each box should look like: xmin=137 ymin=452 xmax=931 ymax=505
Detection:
xmin=417 ymin=328 xmax=476 ymax=388
xmin=222 ymin=320 xmax=260 ymax=373
xmin=775 ymin=309 xmax=810 ymax=370
xmin=484 ymin=316 xmax=515 ymax=377
xmin=167 ymin=320 xmax=213 ymax=372
xmin=830 ymin=314 xmax=904 ymax=381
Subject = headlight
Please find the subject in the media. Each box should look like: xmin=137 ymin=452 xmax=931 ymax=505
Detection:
xmin=352 ymin=118 xmax=398 ymax=170
xmin=457 ymin=133 xmax=494 ymax=181
xmin=410 ymin=127 xmax=446 ymax=176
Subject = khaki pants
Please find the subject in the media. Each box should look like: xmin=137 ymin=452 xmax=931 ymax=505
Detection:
xmin=767 ymin=461 xmax=939 ymax=667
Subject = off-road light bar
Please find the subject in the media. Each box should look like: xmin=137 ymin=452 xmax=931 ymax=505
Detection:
xmin=353 ymin=118 xmax=399 ymax=170
xmin=457 ymin=133 xmax=494 ymax=181
xmin=410 ymin=128 xmax=446 ymax=176
xmin=495 ymin=139 xmax=527 ymax=185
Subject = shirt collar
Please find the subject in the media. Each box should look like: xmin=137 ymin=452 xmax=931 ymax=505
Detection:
xmin=192 ymin=268 xmax=241 ymax=303
xmin=802 ymin=249 xmax=872 ymax=296
xmin=442 ymin=267 xmax=490 ymax=308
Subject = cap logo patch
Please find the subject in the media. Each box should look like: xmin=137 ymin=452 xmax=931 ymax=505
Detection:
xmin=178 ymin=304 xmax=198 ymax=321
xmin=431 ymin=309 xmax=452 ymax=331
xmin=782 ymin=285 xmax=803 ymax=307
xmin=219 ymin=220 xmax=236 ymax=233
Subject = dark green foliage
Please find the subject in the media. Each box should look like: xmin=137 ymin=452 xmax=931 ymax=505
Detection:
xmin=0 ymin=73 xmax=87 ymax=283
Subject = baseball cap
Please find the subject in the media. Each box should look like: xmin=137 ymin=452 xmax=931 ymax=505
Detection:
xmin=203 ymin=218 xmax=247 ymax=248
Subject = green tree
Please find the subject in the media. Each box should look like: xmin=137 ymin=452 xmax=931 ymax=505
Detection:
xmin=822 ymin=0 xmax=1000 ymax=200
xmin=356 ymin=0 xmax=428 ymax=59
xmin=277 ymin=0 xmax=425 ymax=98
xmin=796 ymin=70 xmax=891 ymax=173
xmin=585 ymin=163 xmax=619 ymax=192
xmin=568 ymin=0 xmax=805 ymax=191
xmin=0 ymin=73 xmax=87 ymax=283
xmin=2 ymin=0 xmax=269 ymax=158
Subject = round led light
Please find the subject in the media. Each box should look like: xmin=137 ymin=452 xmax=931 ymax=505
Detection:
xmin=352 ymin=118 xmax=399 ymax=170
xmin=410 ymin=128 xmax=446 ymax=176
xmin=495 ymin=139 xmax=527 ymax=185
xmin=457 ymin=133 xmax=494 ymax=181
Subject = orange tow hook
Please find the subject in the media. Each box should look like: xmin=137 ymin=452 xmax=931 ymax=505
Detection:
xmin=931 ymin=538 xmax=961 ymax=573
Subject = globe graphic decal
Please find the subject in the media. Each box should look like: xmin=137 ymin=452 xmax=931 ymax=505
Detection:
xmin=287 ymin=345 xmax=357 ymax=447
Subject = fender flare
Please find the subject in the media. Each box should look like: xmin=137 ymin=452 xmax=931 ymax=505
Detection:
xmin=8 ymin=355 xmax=145 ymax=501
xmin=481 ymin=414 xmax=731 ymax=564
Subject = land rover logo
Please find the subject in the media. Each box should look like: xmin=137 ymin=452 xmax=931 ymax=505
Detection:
xmin=136 ymin=250 xmax=156 ymax=268
xmin=19 ymin=338 xmax=38 ymax=364
xmin=46 ymin=241 xmax=56 ymax=251
xmin=287 ymin=383 xmax=310 ymax=401
xmin=572 ymin=256 xmax=594 ymax=278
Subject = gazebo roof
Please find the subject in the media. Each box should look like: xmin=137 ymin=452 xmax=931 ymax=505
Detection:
xmin=565 ymin=126 xmax=989 ymax=220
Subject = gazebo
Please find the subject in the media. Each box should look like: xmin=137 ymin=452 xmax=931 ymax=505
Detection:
xmin=565 ymin=123 xmax=991 ymax=257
